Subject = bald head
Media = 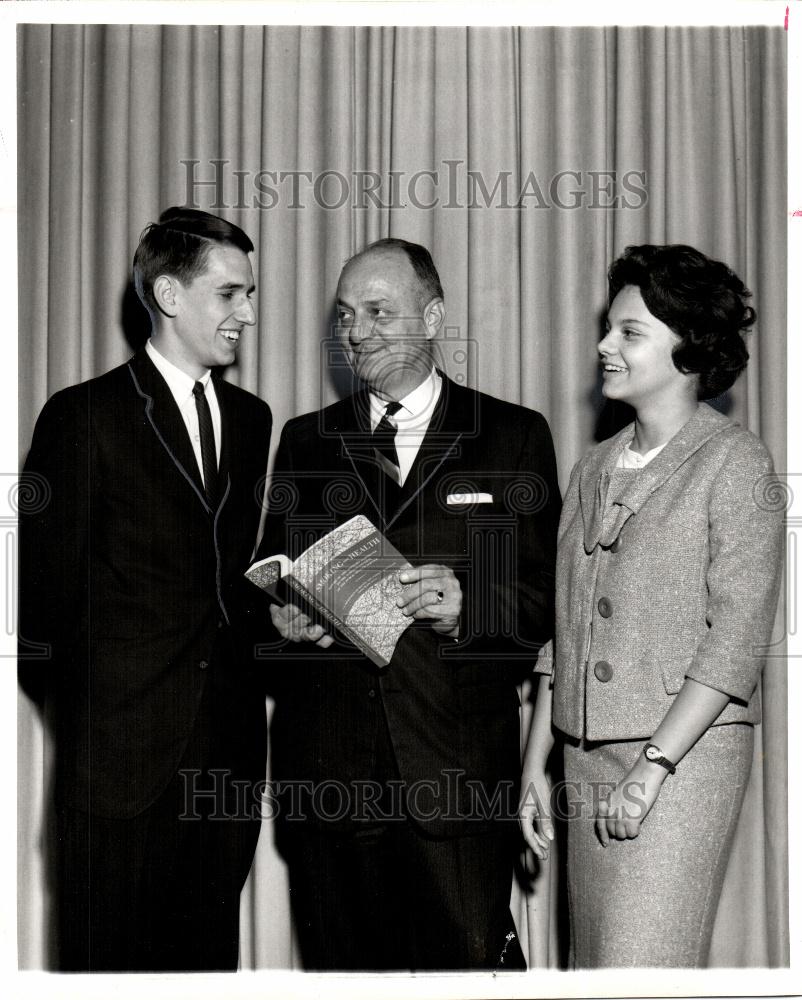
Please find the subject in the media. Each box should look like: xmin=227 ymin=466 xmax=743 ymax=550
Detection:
xmin=336 ymin=239 xmax=446 ymax=400
xmin=342 ymin=238 xmax=443 ymax=312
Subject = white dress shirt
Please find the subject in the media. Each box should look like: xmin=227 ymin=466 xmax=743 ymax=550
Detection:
xmin=368 ymin=368 xmax=443 ymax=486
xmin=146 ymin=340 xmax=221 ymax=485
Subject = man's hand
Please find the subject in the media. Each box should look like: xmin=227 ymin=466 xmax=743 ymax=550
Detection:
xmin=396 ymin=564 xmax=462 ymax=637
xmin=269 ymin=603 xmax=334 ymax=647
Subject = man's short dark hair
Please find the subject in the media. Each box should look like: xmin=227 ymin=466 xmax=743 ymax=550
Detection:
xmin=133 ymin=207 xmax=254 ymax=312
xmin=352 ymin=237 xmax=444 ymax=308
xmin=608 ymin=244 xmax=755 ymax=400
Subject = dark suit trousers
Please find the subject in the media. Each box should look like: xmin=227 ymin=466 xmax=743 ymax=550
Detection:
xmin=282 ymin=710 xmax=519 ymax=971
xmin=55 ymin=637 xmax=263 ymax=973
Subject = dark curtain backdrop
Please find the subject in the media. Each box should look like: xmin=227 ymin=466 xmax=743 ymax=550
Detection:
xmin=17 ymin=23 xmax=787 ymax=970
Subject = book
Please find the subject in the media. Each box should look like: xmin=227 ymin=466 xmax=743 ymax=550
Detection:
xmin=246 ymin=514 xmax=414 ymax=668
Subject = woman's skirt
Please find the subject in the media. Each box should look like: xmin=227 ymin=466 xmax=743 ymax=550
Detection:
xmin=563 ymin=722 xmax=753 ymax=968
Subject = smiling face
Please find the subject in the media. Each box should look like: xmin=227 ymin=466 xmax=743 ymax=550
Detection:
xmin=599 ymin=285 xmax=697 ymax=412
xmin=157 ymin=244 xmax=256 ymax=378
xmin=336 ymin=248 xmax=443 ymax=400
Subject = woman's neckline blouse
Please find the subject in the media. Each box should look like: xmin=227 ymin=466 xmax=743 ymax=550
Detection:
xmin=616 ymin=441 xmax=667 ymax=469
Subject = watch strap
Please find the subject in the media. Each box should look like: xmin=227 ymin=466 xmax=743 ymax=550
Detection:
xmin=643 ymin=743 xmax=677 ymax=775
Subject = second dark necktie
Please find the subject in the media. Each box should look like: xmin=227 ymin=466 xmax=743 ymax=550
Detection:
xmin=192 ymin=380 xmax=218 ymax=508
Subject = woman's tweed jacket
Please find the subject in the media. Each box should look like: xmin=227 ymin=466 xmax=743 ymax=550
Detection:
xmin=537 ymin=404 xmax=784 ymax=741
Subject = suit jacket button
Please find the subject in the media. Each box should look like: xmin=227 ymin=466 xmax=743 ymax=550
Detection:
xmin=610 ymin=536 xmax=623 ymax=553
xmin=593 ymin=660 xmax=613 ymax=682
xmin=597 ymin=597 xmax=613 ymax=618
xmin=199 ymin=659 xmax=209 ymax=670
xmin=368 ymin=689 xmax=377 ymax=699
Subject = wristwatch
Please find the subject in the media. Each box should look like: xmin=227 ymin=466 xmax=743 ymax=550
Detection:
xmin=643 ymin=743 xmax=677 ymax=774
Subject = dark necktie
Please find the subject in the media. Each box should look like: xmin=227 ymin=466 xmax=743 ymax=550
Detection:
xmin=371 ymin=400 xmax=403 ymax=479
xmin=370 ymin=400 xmax=403 ymax=519
xmin=192 ymin=380 xmax=218 ymax=507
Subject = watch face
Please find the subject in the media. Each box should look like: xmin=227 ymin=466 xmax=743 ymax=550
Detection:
xmin=645 ymin=746 xmax=659 ymax=761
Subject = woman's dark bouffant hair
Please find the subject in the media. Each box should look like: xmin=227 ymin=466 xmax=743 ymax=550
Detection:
xmin=608 ymin=244 xmax=755 ymax=399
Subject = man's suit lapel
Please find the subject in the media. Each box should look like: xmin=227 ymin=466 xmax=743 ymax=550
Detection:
xmin=126 ymin=350 xmax=213 ymax=513
xmin=337 ymin=391 xmax=386 ymax=527
xmin=388 ymin=374 xmax=463 ymax=529
xmin=214 ymin=376 xmax=236 ymax=515
xmin=337 ymin=374 xmax=465 ymax=531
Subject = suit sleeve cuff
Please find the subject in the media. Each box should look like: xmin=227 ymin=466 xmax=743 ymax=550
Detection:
xmin=533 ymin=640 xmax=554 ymax=676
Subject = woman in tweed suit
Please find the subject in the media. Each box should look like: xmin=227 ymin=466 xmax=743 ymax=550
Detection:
xmin=520 ymin=245 xmax=784 ymax=967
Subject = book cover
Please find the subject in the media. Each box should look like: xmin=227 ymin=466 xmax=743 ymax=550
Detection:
xmin=246 ymin=514 xmax=414 ymax=667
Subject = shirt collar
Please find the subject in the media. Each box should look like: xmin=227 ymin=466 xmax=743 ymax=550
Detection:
xmin=146 ymin=339 xmax=212 ymax=400
xmin=369 ymin=368 xmax=442 ymax=428
xmin=618 ymin=441 xmax=667 ymax=469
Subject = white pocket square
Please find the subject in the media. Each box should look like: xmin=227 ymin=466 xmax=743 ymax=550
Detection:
xmin=447 ymin=492 xmax=494 ymax=504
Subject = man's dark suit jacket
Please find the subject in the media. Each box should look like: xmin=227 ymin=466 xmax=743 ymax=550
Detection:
xmin=20 ymin=350 xmax=272 ymax=819
xmin=260 ymin=374 xmax=560 ymax=837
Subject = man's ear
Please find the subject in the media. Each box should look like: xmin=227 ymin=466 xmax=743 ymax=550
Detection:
xmin=152 ymin=274 xmax=179 ymax=318
xmin=422 ymin=298 xmax=445 ymax=340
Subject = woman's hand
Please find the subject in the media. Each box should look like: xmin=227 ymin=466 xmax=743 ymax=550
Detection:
xmin=520 ymin=673 xmax=556 ymax=860
xmin=519 ymin=766 xmax=555 ymax=860
xmin=595 ymin=760 xmax=666 ymax=846
xmin=594 ymin=678 xmax=733 ymax=845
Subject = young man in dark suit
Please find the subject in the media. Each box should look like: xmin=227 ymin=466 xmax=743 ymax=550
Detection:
xmin=19 ymin=208 xmax=272 ymax=971
xmin=260 ymin=238 xmax=560 ymax=970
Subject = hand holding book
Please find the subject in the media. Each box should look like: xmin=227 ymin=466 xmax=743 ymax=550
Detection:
xmin=247 ymin=515 xmax=413 ymax=667
xmin=396 ymin=564 xmax=462 ymax=638
xmin=267 ymin=563 xmax=461 ymax=650
xmin=247 ymin=515 xmax=463 ymax=665
xmin=269 ymin=602 xmax=335 ymax=648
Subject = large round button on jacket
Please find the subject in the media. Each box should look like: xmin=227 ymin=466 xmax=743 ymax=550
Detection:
xmin=597 ymin=597 xmax=613 ymax=618
xmin=593 ymin=660 xmax=613 ymax=682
